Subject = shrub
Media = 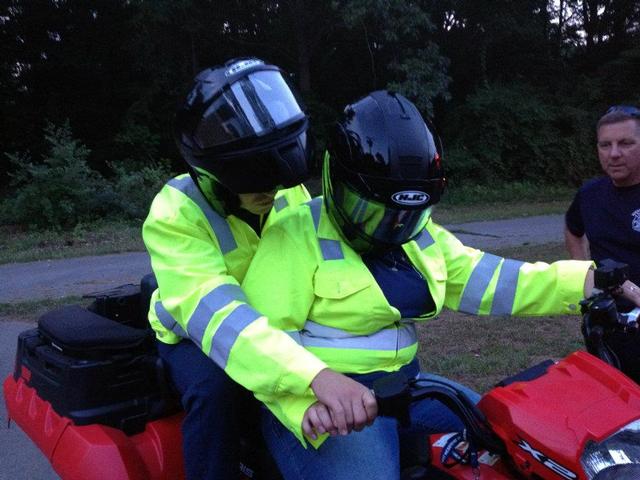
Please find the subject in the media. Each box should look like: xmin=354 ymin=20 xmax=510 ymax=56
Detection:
xmin=2 ymin=121 xmax=112 ymax=229
xmin=109 ymin=160 xmax=173 ymax=219
xmin=443 ymin=83 xmax=596 ymax=187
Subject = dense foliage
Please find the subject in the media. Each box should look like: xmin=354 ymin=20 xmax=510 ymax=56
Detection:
xmin=1 ymin=0 xmax=639 ymax=227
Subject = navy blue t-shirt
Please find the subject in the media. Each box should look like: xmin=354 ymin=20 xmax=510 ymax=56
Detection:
xmin=565 ymin=177 xmax=640 ymax=286
xmin=362 ymin=247 xmax=435 ymax=318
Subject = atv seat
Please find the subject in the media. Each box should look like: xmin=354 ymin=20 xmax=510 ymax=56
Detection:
xmin=38 ymin=304 xmax=153 ymax=358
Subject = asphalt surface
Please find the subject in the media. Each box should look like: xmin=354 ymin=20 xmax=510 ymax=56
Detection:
xmin=0 ymin=213 xmax=565 ymax=479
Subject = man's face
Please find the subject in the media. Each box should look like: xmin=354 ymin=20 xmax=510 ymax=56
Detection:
xmin=597 ymin=119 xmax=640 ymax=187
xmin=238 ymin=190 xmax=277 ymax=215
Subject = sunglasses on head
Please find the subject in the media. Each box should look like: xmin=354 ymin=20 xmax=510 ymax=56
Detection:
xmin=606 ymin=105 xmax=640 ymax=118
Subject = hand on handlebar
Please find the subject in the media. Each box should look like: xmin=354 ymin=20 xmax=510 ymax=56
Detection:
xmin=309 ymin=368 xmax=378 ymax=436
xmin=619 ymin=280 xmax=640 ymax=308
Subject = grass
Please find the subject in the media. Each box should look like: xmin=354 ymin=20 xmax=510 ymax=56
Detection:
xmin=0 ymin=295 xmax=91 ymax=322
xmin=0 ymin=219 xmax=144 ymax=264
xmin=433 ymin=181 xmax=574 ymax=225
xmin=432 ymin=199 xmax=569 ymax=225
xmin=417 ymin=311 xmax=582 ymax=393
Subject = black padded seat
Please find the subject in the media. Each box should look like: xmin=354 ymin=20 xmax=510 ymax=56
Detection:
xmin=38 ymin=304 xmax=151 ymax=357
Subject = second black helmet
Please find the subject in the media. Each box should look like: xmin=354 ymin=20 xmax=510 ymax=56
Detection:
xmin=324 ymin=90 xmax=445 ymax=253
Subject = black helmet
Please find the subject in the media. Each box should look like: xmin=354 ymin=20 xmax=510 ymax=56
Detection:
xmin=324 ymin=90 xmax=445 ymax=253
xmin=175 ymin=58 xmax=312 ymax=196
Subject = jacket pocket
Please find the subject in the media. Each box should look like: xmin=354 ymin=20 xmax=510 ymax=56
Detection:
xmin=313 ymin=262 xmax=372 ymax=299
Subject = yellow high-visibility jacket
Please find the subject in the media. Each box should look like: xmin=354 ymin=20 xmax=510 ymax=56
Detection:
xmin=142 ymin=174 xmax=327 ymax=397
xmin=242 ymin=197 xmax=592 ymax=446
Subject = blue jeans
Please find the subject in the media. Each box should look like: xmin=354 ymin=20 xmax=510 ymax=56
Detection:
xmin=157 ymin=339 xmax=245 ymax=480
xmin=261 ymin=364 xmax=481 ymax=480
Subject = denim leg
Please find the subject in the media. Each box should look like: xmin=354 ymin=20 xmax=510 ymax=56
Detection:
xmin=262 ymin=408 xmax=401 ymax=480
xmin=405 ymin=372 xmax=482 ymax=435
xmin=157 ymin=340 xmax=242 ymax=480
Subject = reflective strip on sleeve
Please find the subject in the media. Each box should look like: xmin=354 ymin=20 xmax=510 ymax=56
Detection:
xmin=458 ymin=253 xmax=503 ymax=314
xmin=295 ymin=320 xmax=417 ymax=351
xmin=186 ymin=283 xmax=249 ymax=349
xmin=155 ymin=301 xmax=188 ymax=337
xmin=307 ymin=197 xmax=322 ymax=231
xmin=273 ymin=196 xmax=289 ymax=212
xmin=490 ymin=259 xmax=524 ymax=315
xmin=319 ymin=239 xmax=344 ymax=260
xmin=155 ymin=283 xmax=261 ymax=369
xmin=210 ymin=304 xmax=262 ymax=368
xmin=167 ymin=176 xmax=237 ymax=254
xmin=414 ymin=229 xmax=435 ymax=250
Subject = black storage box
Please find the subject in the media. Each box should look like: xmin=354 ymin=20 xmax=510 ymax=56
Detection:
xmin=14 ymin=305 xmax=176 ymax=435
xmin=85 ymin=274 xmax=158 ymax=330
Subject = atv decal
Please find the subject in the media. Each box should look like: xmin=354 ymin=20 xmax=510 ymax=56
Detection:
xmin=516 ymin=439 xmax=577 ymax=479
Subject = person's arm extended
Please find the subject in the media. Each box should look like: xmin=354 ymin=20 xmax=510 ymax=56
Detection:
xmin=565 ymin=225 xmax=590 ymax=260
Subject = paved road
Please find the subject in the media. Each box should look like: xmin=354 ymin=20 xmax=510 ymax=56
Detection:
xmin=0 ymin=214 xmax=565 ymax=479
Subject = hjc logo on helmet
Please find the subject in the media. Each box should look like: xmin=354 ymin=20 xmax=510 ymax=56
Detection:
xmin=225 ymin=59 xmax=264 ymax=77
xmin=391 ymin=191 xmax=430 ymax=206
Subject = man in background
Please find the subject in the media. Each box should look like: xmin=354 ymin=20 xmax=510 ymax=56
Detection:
xmin=565 ymin=105 xmax=640 ymax=304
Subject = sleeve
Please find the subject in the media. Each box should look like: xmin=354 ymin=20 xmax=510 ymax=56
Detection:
xmin=429 ymin=223 xmax=592 ymax=316
xmin=143 ymin=189 xmax=326 ymax=397
xmin=565 ymin=191 xmax=585 ymax=237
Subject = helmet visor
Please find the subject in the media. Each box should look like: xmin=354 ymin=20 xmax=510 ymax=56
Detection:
xmin=195 ymin=70 xmax=305 ymax=149
xmin=332 ymin=175 xmax=432 ymax=247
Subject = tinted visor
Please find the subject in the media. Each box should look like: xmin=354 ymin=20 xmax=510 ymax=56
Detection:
xmin=207 ymin=130 xmax=312 ymax=194
xmin=195 ymin=70 xmax=305 ymax=149
xmin=333 ymin=176 xmax=432 ymax=246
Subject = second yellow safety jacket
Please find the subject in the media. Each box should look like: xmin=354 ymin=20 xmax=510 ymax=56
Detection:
xmin=242 ymin=197 xmax=592 ymax=445
xmin=142 ymin=174 xmax=328 ymax=398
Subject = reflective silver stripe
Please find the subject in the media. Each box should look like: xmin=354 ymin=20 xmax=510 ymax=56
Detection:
xmin=490 ymin=259 xmax=524 ymax=315
xmin=320 ymin=239 xmax=344 ymax=260
xmin=167 ymin=176 xmax=237 ymax=254
xmin=186 ymin=284 xmax=248 ymax=348
xmin=307 ymin=197 xmax=344 ymax=260
xmin=458 ymin=253 xmax=503 ymax=314
xmin=210 ymin=304 xmax=262 ymax=368
xmin=155 ymin=284 xmax=260 ymax=369
xmin=273 ymin=196 xmax=288 ymax=212
xmin=296 ymin=320 xmax=417 ymax=351
xmin=155 ymin=301 xmax=188 ymax=337
xmin=307 ymin=197 xmax=322 ymax=231
xmin=414 ymin=229 xmax=434 ymax=250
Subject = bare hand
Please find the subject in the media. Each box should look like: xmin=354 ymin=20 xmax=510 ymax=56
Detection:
xmin=620 ymin=280 xmax=640 ymax=307
xmin=310 ymin=368 xmax=378 ymax=436
xmin=302 ymin=402 xmax=337 ymax=440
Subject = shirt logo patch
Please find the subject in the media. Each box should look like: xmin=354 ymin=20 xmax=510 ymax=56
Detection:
xmin=633 ymin=209 xmax=640 ymax=233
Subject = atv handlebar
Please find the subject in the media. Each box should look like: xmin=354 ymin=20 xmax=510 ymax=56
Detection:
xmin=373 ymin=372 xmax=506 ymax=456
xmin=581 ymin=260 xmax=640 ymax=371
